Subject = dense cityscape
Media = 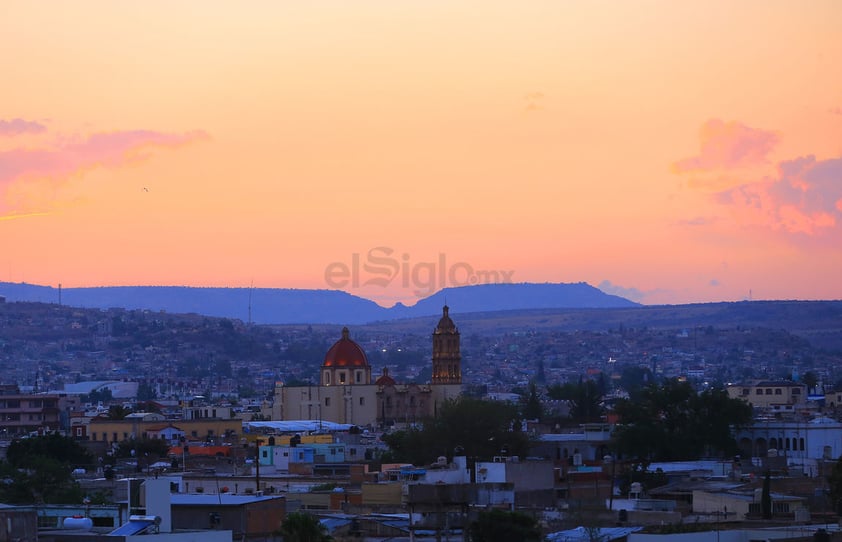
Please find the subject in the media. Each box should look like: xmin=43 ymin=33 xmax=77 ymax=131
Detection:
xmin=1 ymin=296 xmax=842 ymax=540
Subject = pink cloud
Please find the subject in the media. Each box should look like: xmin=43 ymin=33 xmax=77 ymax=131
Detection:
xmin=0 ymin=118 xmax=47 ymax=137
xmin=0 ymin=129 xmax=209 ymax=187
xmin=673 ymin=119 xmax=778 ymax=173
xmin=715 ymin=154 xmax=842 ymax=235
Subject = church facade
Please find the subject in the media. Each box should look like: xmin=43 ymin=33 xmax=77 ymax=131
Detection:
xmin=273 ymin=306 xmax=463 ymax=427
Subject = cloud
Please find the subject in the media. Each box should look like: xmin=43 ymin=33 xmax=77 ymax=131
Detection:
xmin=523 ymin=91 xmax=545 ymax=113
xmin=0 ymin=211 xmax=50 ymax=222
xmin=829 ymin=107 xmax=842 ymax=116
xmin=679 ymin=216 xmax=716 ymax=226
xmin=0 ymin=118 xmax=47 ymax=137
xmin=715 ymin=154 xmax=842 ymax=235
xmin=598 ymin=280 xmax=646 ymax=302
xmin=673 ymin=119 xmax=778 ymax=173
xmin=0 ymin=129 xmax=209 ymax=187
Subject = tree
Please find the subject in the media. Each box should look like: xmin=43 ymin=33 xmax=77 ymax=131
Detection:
xmin=613 ymin=379 xmax=752 ymax=461
xmin=136 ymin=381 xmax=157 ymax=401
xmin=761 ymin=470 xmax=772 ymax=519
xmin=276 ymin=512 xmax=332 ymax=542
xmin=107 ymin=404 xmax=132 ymax=420
xmin=382 ymin=397 xmax=532 ymax=466
xmin=522 ymin=382 xmax=543 ymax=420
xmin=0 ymin=434 xmax=93 ymax=504
xmin=827 ymin=456 xmax=842 ymax=514
xmin=547 ymin=379 xmax=604 ymax=424
xmin=802 ymin=371 xmax=819 ymax=393
xmin=467 ymin=509 xmax=541 ymax=542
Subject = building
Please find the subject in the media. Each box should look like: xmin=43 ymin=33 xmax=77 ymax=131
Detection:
xmin=727 ymin=381 xmax=807 ymax=411
xmin=87 ymin=417 xmax=242 ymax=446
xmin=275 ymin=306 xmax=463 ymax=427
xmin=0 ymin=387 xmax=63 ymax=436
xmin=734 ymin=416 xmax=842 ymax=473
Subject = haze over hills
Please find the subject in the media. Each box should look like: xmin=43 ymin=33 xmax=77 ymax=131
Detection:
xmin=0 ymin=281 xmax=637 ymax=325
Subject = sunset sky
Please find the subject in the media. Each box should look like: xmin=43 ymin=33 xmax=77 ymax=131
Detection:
xmin=2 ymin=1 xmax=841 ymax=306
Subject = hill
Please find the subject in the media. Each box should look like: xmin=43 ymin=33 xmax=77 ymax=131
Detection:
xmin=0 ymin=281 xmax=637 ymax=324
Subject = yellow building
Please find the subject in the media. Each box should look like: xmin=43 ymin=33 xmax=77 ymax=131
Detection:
xmin=727 ymin=380 xmax=807 ymax=411
xmin=88 ymin=417 xmax=242 ymax=445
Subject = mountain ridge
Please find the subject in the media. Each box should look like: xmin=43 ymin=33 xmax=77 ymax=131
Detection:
xmin=0 ymin=281 xmax=637 ymax=324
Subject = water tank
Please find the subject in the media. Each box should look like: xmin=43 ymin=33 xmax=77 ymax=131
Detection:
xmin=63 ymin=516 xmax=93 ymax=531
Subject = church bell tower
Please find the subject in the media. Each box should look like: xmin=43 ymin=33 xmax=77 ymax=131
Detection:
xmin=431 ymin=305 xmax=461 ymax=384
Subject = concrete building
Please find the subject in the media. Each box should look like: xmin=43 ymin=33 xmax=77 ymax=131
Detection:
xmin=727 ymin=381 xmax=807 ymax=411
xmin=734 ymin=416 xmax=842 ymax=475
xmin=0 ymin=387 xmax=63 ymax=436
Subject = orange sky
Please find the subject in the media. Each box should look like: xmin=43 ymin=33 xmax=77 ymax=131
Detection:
xmin=1 ymin=1 xmax=841 ymax=306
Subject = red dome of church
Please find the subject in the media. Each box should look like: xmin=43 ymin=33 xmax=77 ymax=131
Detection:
xmin=323 ymin=327 xmax=369 ymax=367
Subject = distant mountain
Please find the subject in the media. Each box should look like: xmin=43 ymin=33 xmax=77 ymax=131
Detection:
xmin=0 ymin=281 xmax=637 ymax=324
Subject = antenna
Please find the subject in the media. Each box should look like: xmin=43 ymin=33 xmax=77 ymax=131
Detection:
xmin=248 ymin=280 xmax=253 ymax=325
xmin=58 ymin=283 xmax=62 ymax=306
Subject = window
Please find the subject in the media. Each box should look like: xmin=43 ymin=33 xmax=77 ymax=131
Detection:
xmin=756 ymin=389 xmax=763 ymax=395
xmin=355 ymin=371 xmax=362 ymax=383
xmin=792 ymin=388 xmax=801 ymax=395
xmin=339 ymin=372 xmax=347 ymax=384
xmin=359 ymin=397 xmax=365 ymax=406
xmin=91 ymin=432 xmax=97 ymax=441
xmin=324 ymin=372 xmax=331 ymax=385
xmin=325 ymin=397 xmax=331 ymax=407
xmin=765 ymin=388 xmax=773 ymax=395
xmin=775 ymin=389 xmax=782 ymax=395
xmin=113 ymin=432 xmax=118 ymax=441
xmin=742 ymin=388 xmax=750 ymax=396
xmin=800 ymin=438 xmax=805 ymax=451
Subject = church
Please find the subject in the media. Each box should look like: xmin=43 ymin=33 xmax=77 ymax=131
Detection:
xmin=272 ymin=306 xmax=463 ymax=427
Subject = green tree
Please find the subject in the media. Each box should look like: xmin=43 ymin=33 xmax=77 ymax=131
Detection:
xmin=0 ymin=434 xmax=92 ymax=504
xmin=761 ymin=470 xmax=772 ymax=519
xmin=827 ymin=456 xmax=842 ymax=514
xmin=277 ymin=512 xmax=332 ymax=542
xmin=84 ymin=387 xmax=113 ymax=403
xmin=382 ymin=397 xmax=532 ymax=465
xmin=802 ymin=371 xmax=819 ymax=393
xmin=136 ymin=381 xmax=157 ymax=401
xmin=547 ymin=379 xmax=604 ymax=423
xmin=613 ymin=379 xmax=751 ymax=461
xmin=6 ymin=433 xmax=93 ymax=468
xmin=107 ymin=404 xmax=132 ymax=420
xmin=467 ymin=509 xmax=541 ymax=542
xmin=522 ymin=382 xmax=543 ymax=420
